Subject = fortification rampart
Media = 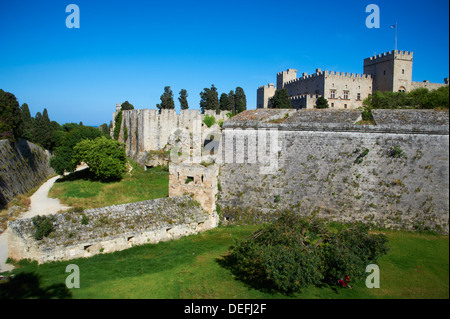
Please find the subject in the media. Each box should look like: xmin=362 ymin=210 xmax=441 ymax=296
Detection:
xmin=7 ymin=196 xmax=217 ymax=264
xmin=0 ymin=139 xmax=55 ymax=208
xmin=218 ymin=109 xmax=449 ymax=233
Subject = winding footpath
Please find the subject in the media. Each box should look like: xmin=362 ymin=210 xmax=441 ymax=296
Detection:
xmin=0 ymin=166 xmax=87 ymax=273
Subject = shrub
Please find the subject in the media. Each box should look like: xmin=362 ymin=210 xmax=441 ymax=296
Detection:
xmin=32 ymin=215 xmax=55 ymax=240
xmin=225 ymin=212 xmax=389 ymax=293
xmin=203 ymin=114 xmax=216 ymax=128
xmin=81 ymin=214 xmax=89 ymax=225
xmin=72 ymin=136 xmax=127 ymax=181
xmin=388 ymin=145 xmax=405 ymax=158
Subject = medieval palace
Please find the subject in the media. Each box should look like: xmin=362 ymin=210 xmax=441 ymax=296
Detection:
xmin=257 ymin=50 xmax=449 ymax=110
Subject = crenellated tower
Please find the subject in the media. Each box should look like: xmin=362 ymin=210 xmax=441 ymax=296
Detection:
xmin=276 ymin=69 xmax=298 ymax=91
xmin=363 ymin=50 xmax=413 ymax=93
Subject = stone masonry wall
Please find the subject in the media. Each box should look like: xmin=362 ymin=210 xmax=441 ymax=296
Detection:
xmin=113 ymin=109 xmax=230 ymax=166
xmin=217 ymin=109 xmax=449 ymax=233
xmin=8 ymin=196 xmax=217 ymax=264
xmin=0 ymin=139 xmax=54 ymax=208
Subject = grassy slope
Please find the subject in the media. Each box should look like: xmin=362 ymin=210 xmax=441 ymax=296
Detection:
xmin=2 ymin=226 xmax=448 ymax=299
xmin=48 ymin=162 xmax=169 ymax=210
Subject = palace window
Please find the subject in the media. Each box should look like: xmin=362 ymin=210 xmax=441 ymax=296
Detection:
xmin=330 ymin=90 xmax=336 ymax=99
xmin=343 ymin=91 xmax=349 ymax=100
xmin=356 ymin=93 xmax=361 ymax=100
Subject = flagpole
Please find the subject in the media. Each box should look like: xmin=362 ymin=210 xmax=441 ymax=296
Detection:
xmin=395 ymin=22 xmax=398 ymax=51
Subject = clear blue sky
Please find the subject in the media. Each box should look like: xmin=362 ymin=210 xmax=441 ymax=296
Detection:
xmin=0 ymin=0 xmax=448 ymax=126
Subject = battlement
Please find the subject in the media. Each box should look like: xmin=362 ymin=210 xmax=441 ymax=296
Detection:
xmin=258 ymin=83 xmax=276 ymax=89
xmin=277 ymin=69 xmax=298 ymax=76
xmin=364 ymin=50 xmax=413 ymax=66
xmin=289 ymin=94 xmax=321 ymax=100
xmin=283 ymin=70 xmax=372 ymax=86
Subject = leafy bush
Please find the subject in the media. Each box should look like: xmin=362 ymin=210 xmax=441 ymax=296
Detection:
xmin=225 ymin=212 xmax=389 ymax=293
xmin=32 ymin=215 xmax=55 ymax=240
xmin=72 ymin=136 xmax=127 ymax=181
xmin=363 ymin=86 xmax=449 ymax=109
xmin=203 ymin=114 xmax=216 ymax=128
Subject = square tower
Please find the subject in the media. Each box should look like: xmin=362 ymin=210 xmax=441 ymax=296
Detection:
xmin=363 ymin=50 xmax=413 ymax=93
xmin=257 ymin=83 xmax=276 ymax=108
xmin=276 ymin=69 xmax=298 ymax=91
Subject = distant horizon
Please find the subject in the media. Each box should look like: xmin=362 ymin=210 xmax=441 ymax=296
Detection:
xmin=1 ymin=0 xmax=448 ymax=126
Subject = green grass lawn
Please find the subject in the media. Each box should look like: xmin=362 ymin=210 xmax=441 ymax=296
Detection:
xmin=1 ymin=225 xmax=448 ymax=299
xmin=48 ymin=161 xmax=169 ymax=210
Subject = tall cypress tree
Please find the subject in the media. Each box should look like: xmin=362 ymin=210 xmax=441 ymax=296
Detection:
xmin=156 ymin=86 xmax=175 ymax=112
xmin=270 ymin=88 xmax=292 ymax=109
xmin=219 ymin=93 xmax=229 ymax=112
xmin=234 ymin=87 xmax=247 ymax=114
xmin=227 ymin=90 xmax=235 ymax=113
xmin=199 ymin=84 xmax=219 ymax=114
xmin=21 ymin=103 xmax=33 ymax=141
xmin=33 ymin=109 xmax=53 ymax=149
xmin=179 ymin=89 xmax=189 ymax=110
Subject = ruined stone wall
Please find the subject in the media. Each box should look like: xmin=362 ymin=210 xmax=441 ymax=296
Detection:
xmin=0 ymin=139 xmax=54 ymax=208
xmin=113 ymin=109 xmax=229 ymax=166
xmin=169 ymin=163 xmax=219 ymax=214
xmin=8 ymin=196 xmax=217 ymax=264
xmin=217 ymin=109 xmax=449 ymax=233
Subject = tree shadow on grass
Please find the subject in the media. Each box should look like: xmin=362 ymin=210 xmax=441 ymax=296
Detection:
xmin=216 ymin=254 xmax=338 ymax=297
xmin=0 ymin=272 xmax=72 ymax=299
xmin=55 ymin=167 xmax=121 ymax=184
xmin=216 ymin=254 xmax=286 ymax=295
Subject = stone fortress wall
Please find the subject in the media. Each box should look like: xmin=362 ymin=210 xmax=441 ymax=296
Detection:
xmin=112 ymin=107 xmax=229 ymax=167
xmin=0 ymin=139 xmax=55 ymax=208
xmin=217 ymin=109 xmax=449 ymax=233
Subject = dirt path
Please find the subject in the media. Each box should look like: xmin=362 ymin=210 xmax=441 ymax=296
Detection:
xmin=0 ymin=166 xmax=87 ymax=273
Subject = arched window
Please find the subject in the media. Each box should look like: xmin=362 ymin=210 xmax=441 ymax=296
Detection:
xmin=398 ymin=86 xmax=406 ymax=93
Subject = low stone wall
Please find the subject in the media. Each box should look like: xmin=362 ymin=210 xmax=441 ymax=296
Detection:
xmin=8 ymin=196 xmax=217 ymax=264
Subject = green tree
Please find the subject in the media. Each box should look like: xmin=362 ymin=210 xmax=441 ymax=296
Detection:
xmin=20 ymin=103 xmax=33 ymax=141
xmin=99 ymin=123 xmax=110 ymax=136
xmin=0 ymin=89 xmax=23 ymax=141
xmin=226 ymin=90 xmax=235 ymax=113
xmin=270 ymin=88 xmax=292 ymax=109
xmin=200 ymin=85 xmax=219 ymax=114
xmin=315 ymin=96 xmax=329 ymax=109
xmin=113 ymin=110 xmax=122 ymax=140
xmin=234 ymin=87 xmax=247 ymax=114
xmin=32 ymin=109 xmax=53 ymax=149
xmin=219 ymin=93 xmax=229 ymax=112
xmin=179 ymin=89 xmax=189 ymax=110
xmin=156 ymin=86 xmax=175 ymax=112
xmin=50 ymin=126 xmax=104 ymax=175
xmin=72 ymin=136 xmax=127 ymax=181
xmin=120 ymin=101 xmax=134 ymax=110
